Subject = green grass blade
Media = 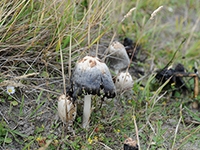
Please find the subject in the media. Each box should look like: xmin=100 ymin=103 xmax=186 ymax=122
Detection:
xmin=19 ymin=95 xmax=24 ymax=116
xmin=36 ymin=90 xmax=43 ymax=103
xmin=184 ymin=106 xmax=200 ymax=122
xmin=29 ymin=97 xmax=47 ymax=118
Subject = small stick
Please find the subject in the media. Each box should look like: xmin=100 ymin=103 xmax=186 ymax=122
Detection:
xmin=97 ymin=141 xmax=113 ymax=150
xmin=13 ymin=73 xmax=39 ymax=80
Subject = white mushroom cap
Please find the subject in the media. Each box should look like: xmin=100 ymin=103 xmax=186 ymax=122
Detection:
xmin=107 ymin=41 xmax=130 ymax=74
xmin=58 ymin=94 xmax=76 ymax=129
xmin=114 ymin=71 xmax=133 ymax=91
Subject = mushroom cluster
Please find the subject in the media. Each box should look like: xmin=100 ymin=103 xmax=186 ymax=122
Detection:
xmin=66 ymin=56 xmax=116 ymax=128
xmin=58 ymin=94 xmax=77 ymax=131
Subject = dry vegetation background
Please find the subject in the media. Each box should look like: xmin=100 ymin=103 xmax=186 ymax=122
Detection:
xmin=0 ymin=0 xmax=200 ymax=149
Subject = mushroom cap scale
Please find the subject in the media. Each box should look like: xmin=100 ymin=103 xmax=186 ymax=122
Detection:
xmin=67 ymin=56 xmax=116 ymax=101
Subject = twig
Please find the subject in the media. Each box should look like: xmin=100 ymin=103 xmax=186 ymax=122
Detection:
xmin=97 ymin=141 xmax=113 ymax=150
xmin=0 ymin=111 xmax=9 ymax=124
xmin=14 ymin=73 xmax=39 ymax=80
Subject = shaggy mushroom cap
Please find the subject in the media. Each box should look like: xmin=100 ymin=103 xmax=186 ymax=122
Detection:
xmin=106 ymin=41 xmax=130 ymax=74
xmin=58 ymin=94 xmax=77 ymax=128
xmin=67 ymin=56 xmax=116 ymax=101
xmin=124 ymin=138 xmax=138 ymax=150
xmin=114 ymin=71 xmax=133 ymax=91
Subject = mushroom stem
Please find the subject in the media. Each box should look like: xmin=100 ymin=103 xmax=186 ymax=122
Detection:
xmin=82 ymin=94 xmax=92 ymax=128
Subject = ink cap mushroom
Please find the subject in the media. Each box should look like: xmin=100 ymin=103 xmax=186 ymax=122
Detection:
xmin=124 ymin=137 xmax=138 ymax=150
xmin=58 ymin=94 xmax=77 ymax=131
xmin=114 ymin=71 xmax=134 ymax=91
xmin=106 ymin=41 xmax=130 ymax=74
xmin=66 ymin=56 xmax=116 ymax=129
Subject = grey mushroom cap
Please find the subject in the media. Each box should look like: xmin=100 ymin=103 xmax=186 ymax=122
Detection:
xmin=106 ymin=41 xmax=130 ymax=74
xmin=67 ymin=56 xmax=116 ymax=101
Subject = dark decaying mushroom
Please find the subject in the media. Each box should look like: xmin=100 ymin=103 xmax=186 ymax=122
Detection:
xmin=155 ymin=63 xmax=188 ymax=96
xmin=155 ymin=63 xmax=199 ymax=98
xmin=124 ymin=138 xmax=138 ymax=150
xmin=66 ymin=56 xmax=116 ymax=128
xmin=123 ymin=37 xmax=141 ymax=61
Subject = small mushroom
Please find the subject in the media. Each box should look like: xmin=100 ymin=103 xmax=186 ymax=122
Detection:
xmin=58 ymin=94 xmax=77 ymax=130
xmin=124 ymin=137 xmax=138 ymax=150
xmin=192 ymin=100 xmax=199 ymax=109
xmin=114 ymin=71 xmax=134 ymax=91
xmin=67 ymin=56 xmax=116 ymax=128
xmin=106 ymin=41 xmax=130 ymax=74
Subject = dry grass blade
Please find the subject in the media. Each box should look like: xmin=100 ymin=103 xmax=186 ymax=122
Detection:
xmin=133 ymin=110 xmax=141 ymax=150
xmin=0 ymin=80 xmax=24 ymax=87
xmin=13 ymin=73 xmax=39 ymax=80
xmin=150 ymin=6 xmax=163 ymax=20
xmin=53 ymin=1 xmax=66 ymax=96
xmin=184 ymin=15 xmax=200 ymax=54
xmin=0 ymin=111 xmax=9 ymax=124
xmin=121 ymin=7 xmax=136 ymax=22
xmin=172 ymin=104 xmax=182 ymax=149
